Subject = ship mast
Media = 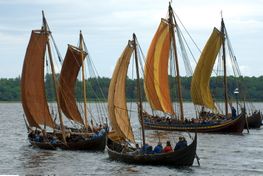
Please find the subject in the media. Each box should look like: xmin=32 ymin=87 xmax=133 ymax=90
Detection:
xmin=221 ymin=18 xmax=228 ymax=117
xmin=42 ymin=11 xmax=67 ymax=144
xmin=133 ymin=33 xmax=145 ymax=146
xmin=79 ymin=31 xmax=89 ymax=129
xmin=168 ymin=3 xmax=184 ymax=121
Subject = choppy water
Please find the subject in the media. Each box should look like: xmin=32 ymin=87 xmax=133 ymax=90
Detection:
xmin=0 ymin=102 xmax=263 ymax=175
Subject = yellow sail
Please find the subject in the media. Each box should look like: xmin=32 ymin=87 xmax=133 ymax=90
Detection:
xmin=108 ymin=41 xmax=135 ymax=143
xmin=21 ymin=30 xmax=55 ymax=128
xmin=190 ymin=28 xmax=223 ymax=110
xmin=144 ymin=19 xmax=174 ymax=114
xmin=58 ymin=45 xmax=86 ymax=125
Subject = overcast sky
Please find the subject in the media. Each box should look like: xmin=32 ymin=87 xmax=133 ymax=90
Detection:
xmin=0 ymin=0 xmax=262 ymax=78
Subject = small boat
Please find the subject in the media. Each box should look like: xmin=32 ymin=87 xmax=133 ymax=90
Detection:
xmin=245 ymin=111 xmax=262 ymax=129
xmin=242 ymin=102 xmax=262 ymax=129
xmin=106 ymin=31 xmax=197 ymax=166
xmin=21 ymin=11 xmax=107 ymax=150
xmin=107 ymin=134 xmax=197 ymax=166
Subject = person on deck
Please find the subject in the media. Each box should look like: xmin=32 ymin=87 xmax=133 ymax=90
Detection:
xmin=163 ymin=141 xmax=173 ymax=153
xmin=231 ymin=106 xmax=237 ymax=119
xmin=141 ymin=143 xmax=149 ymax=153
xmin=153 ymin=142 xmax=163 ymax=153
xmin=141 ymin=143 xmax=154 ymax=154
xmin=134 ymin=143 xmax=140 ymax=153
xmin=174 ymin=136 xmax=187 ymax=150
xmin=28 ymin=129 xmax=35 ymax=139
xmin=146 ymin=146 xmax=154 ymax=154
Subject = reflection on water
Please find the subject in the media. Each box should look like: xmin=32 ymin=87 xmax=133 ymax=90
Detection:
xmin=22 ymin=149 xmax=55 ymax=168
xmin=0 ymin=103 xmax=263 ymax=175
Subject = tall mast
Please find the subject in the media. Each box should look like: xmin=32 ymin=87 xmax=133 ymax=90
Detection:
xmin=168 ymin=3 xmax=184 ymax=121
xmin=42 ymin=11 xmax=67 ymax=144
xmin=133 ymin=33 xmax=145 ymax=146
xmin=221 ymin=18 xmax=228 ymax=117
xmin=79 ymin=31 xmax=89 ymax=128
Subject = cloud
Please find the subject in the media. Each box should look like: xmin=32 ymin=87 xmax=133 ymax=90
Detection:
xmin=0 ymin=0 xmax=263 ymax=78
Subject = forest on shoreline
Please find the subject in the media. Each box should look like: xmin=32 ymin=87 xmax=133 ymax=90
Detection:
xmin=0 ymin=75 xmax=263 ymax=102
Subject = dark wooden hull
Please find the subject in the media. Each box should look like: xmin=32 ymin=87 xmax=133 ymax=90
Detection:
xmin=30 ymin=140 xmax=57 ymax=150
xmin=59 ymin=133 xmax=106 ymax=151
xmin=106 ymin=133 xmax=197 ymax=166
xmin=143 ymin=114 xmax=246 ymax=134
xmin=245 ymin=112 xmax=262 ymax=129
xmin=29 ymin=129 xmax=107 ymax=151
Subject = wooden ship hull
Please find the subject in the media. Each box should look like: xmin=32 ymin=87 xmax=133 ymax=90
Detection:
xmin=245 ymin=112 xmax=262 ymax=129
xmin=59 ymin=132 xmax=107 ymax=151
xmin=29 ymin=130 xmax=107 ymax=151
xmin=143 ymin=113 xmax=246 ymax=134
xmin=106 ymin=133 xmax=197 ymax=167
xmin=29 ymin=140 xmax=57 ymax=150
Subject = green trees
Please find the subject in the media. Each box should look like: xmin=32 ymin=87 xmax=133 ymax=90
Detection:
xmin=0 ymin=77 xmax=20 ymax=101
xmin=0 ymin=76 xmax=263 ymax=101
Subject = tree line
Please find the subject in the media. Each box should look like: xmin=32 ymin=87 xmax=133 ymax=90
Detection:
xmin=0 ymin=75 xmax=263 ymax=101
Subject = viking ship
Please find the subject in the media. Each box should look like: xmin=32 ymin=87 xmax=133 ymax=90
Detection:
xmin=21 ymin=12 xmax=106 ymax=150
xmin=106 ymin=33 xmax=197 ymax=166
xmin=141 ymin=4 xmax=246 ymax=133
xmin=56 ymin=30 xmax=107 ymax=150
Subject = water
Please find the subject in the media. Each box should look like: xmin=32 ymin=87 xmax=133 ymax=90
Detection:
xmin=0 ymin=103 xmax=263 ymax=175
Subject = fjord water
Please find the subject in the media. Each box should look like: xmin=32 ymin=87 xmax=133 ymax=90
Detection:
xmin=0 ymin=103 xmax=263 ymax=175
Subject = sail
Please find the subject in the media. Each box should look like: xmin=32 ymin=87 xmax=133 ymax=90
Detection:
xmin=21 ymin=30 xmax=55 ymax=128
xmin=108 ymin=41 xmax=135 ymax=143
xmin=144 ymin=19 xmax=174 ymax=114
xmin=190 ymin=28 xmax=223 ymax=110
xmin=58 ymin=45 xmax=86 ymax=124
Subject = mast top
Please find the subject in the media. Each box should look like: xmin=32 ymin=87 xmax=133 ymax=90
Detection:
xmin=42 ymin=10 xmax=45 ymax=19
xmin=42 ymin=10 xmax=46 ymax=26
xmin=169 ymin=0 xmax=173 ymax=7
xmin=41 ymin=10 xmax=50 ymax=34
xmin=220 ymin=11 xmax=225 ymax=28
xmin=168 ymin=2 xmax=174 ymax=25
xmin=133 ymin=33 xmax=136 ymax=39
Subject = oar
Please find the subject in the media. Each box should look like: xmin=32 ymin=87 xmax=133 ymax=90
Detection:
xmin=243 ymin=103 xmax=249 ymax=133
xmin=23 ymin=114 xmax=30 ymax=132
xmin=245 ymin=115 xmax=250 ymax=133
xmin=195 ymin=153 xmax=200 ymax=166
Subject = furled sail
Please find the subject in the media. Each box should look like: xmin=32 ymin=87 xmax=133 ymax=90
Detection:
xmin=144 ymin=19 xmax=174 ymax=114
xmin=58 ymin=45 xmax=86 ymax=124
xmin=108 ymin=41 xmax=135 ymax=143
xmin=21 ymin=30 xmax=55 ymax=128
xmin=190 ymin=28 xmax=223 ymax=110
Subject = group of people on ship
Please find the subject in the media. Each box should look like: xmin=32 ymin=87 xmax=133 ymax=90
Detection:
xmin=122 ymin=136 xmax=188 ymax=155
xmin=28 ymin=128 xmax=58 ymax=144
xmin=28 ymin=123 xmax=108 ymax=144
xmin=142 ymin=106 xmax=239 ymax=126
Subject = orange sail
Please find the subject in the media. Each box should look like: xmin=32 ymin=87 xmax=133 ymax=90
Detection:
xmin=190 ymin=28 xmax=223 ymax=110
xmin=144 ymin=19 xmax=174 ymax=114
xmin=58 ymin=45 xmax=86 ymax=124
xmin=21 ymin=30 xmax=55 ymax=128
xmin=108 ymin=41 xmax=135 ymax=143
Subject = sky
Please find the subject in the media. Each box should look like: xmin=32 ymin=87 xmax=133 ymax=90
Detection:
xmin=0 ymin=0 xmax=262 ymax=78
